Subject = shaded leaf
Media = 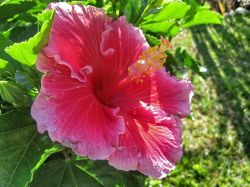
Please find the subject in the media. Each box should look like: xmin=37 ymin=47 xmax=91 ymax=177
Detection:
xmin=0 ymin=0 xmax=36 ymax=22
xmin=0 ymin=33 xmax=12 ymax=60
xmin=0 ymin=110 xmax=60 ymax=187
xmin=124 ymin=0 xmax=149 ymax=23
xmin=175 ymin=47 xmax=207 ymax=78
xmin=0 ymin=59 xmax=14 ymax=77
xmin=30 ymin=159 xmax=145 ymax=187
xmin=0 ymin=81 xmax=29 ymax=107
xmin=9 ymin=24 xmax=38 ymax=43
xmin=76 ymin=159 xmax=145 ymax=187
xmin=0 ymin=33 xmax=16 ymax=74
xmin=30 ymin=159 xmax=104 ymax=187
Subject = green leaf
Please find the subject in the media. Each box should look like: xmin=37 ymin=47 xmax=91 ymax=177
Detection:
xmin=0 ymin=33 xmax=16 ymax=76
xmin=140 ymin=1 xmax=191 ymax=36
xmin=175 ymin=47 xmax=207 ymax=78
xmin=0 ymin=33 xmax=12 ymax=60
xmin=30 ymin=159 xmax=104 ymax=187
xmin=145 ymin=34 xmax=160 ymax=46
xmin=75 ymin=159 xmax=145 ymax=187
xmin=0 ymin=0 xmax=36 ymax=22
xmin=0 ymin=110 xmax=60 ymax=187
xmin=183 ymin=9 xmax=223 ymax=28
xmin=182 ymin=0 xmax=202 ymax=7
xmin=0 ymin=59 xmax=14 ymax=77
xmin=164 ymin=50 xmax=178 ymax=76
xmin=0 ymin=60 xmax=8 ymax=70
xmin=30 ymin=159 xmax=145 ymax=187
xmin=143 ymin=1 xmax=191 ymax=23
xmin=141 ymin=21 xmax=180 ymax=37
xmin=140 ymin=1 xmax=222 ymax=36
xmin=34 ymin=10 xmax=55 ymax=53
xmin=0 ymin=81 xmax=29 ymax=107
xmin=9 ymin=24 xmax=38 ymax=43
xmin=124 ymin=0 xmax=149 ymax=23
xmin=148 ymin=0 xmax=164 ymax=8
xmin=5 ymin=10 xmax=54 ymax=66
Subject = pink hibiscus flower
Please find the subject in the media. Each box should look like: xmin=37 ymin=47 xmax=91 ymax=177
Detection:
xmin=31 ymin=2 xmax=193 ymax=179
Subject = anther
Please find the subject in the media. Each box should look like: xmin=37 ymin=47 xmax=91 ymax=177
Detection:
xmin=128 ymin=38 xmax=171 ymax=82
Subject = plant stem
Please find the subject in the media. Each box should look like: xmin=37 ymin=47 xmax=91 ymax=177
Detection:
xmin=62 ymin=149 xmax=71 ymax=161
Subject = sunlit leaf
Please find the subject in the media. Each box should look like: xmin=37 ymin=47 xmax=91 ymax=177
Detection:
xmin=140 ymin=0 xmax=222 ymax=36
xmin=184 ymin=9 xmax=223 ymax=28
xmin=143 ymin=1 xmax=191 ymax=23
xmin=141 ymin=21 xmax=180 ymax=37
xmin=145 ymin=34 xmax=160 ymax=46
xmin=5 ymin=10 xmax=54 ymax=66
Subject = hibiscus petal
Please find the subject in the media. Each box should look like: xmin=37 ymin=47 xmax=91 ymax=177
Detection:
xmin=108 ymin=103 xmax=183 ymax=179
xmin=44 ymin=3 xmax=109 ymax=81
xmin=153 ymin=70 xmax=194 ymax=117
xmin=110 ymin=69 xmax=193 ymax=117
xmin=31 ymin=53 xmax=125 ymax=159
xmin=100 ymin=16 xmax=148 ymax=85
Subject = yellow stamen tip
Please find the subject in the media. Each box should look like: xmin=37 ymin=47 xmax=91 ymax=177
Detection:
xmin=128 ymin=37 xmax=172 ymax=81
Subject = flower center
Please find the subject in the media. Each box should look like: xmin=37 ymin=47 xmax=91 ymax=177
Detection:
xmin=95 ymin=39 xmax=172 ymax=108
xmin=128 ymin=38 xmax=171 ymax=82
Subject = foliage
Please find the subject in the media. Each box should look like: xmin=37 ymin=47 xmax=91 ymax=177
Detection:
xmin=0 ymin=0 xmax=226 ymax=186
xmin=0 ymin=110 xmax=62 ymax=187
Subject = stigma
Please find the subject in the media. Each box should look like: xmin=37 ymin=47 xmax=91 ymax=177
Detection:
xmin=128 ymin=38 xmax=171 ymax=82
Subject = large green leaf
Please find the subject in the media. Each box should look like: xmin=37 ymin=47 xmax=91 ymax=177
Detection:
xmin=143 ymin=1 xmax=191 ymax=23
xmin=0 ymin=110 xmax=60 ymax=187
xmin=76 ymin=159 xmax=145 ymax=187
xmin=183 ymin=9 xmax=223 ymax=28
xmin=30 ymin=159 xmax=145 ymax=187
xmin=30 ymin=159 xmax=104 ymax=187
xmin=139 ymin=0 xmax=222 ymax=36
xmin=5 ymin=10 xmax=54 ymax=66
xmin=141 ymin=21 xmax=180 ymax=37
xmin=139 ymin=1 xmax=190 ymax=36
